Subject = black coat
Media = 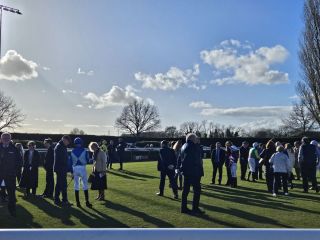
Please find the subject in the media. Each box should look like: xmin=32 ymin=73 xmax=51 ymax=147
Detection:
xmin=180 ymin=140 xmax=204 ymax=178
xmin=158 ymin=147 xmax=176 ymax=172
xmin=239 ymin=146 xmax=249 ymax=164
xmin=19 ymin=150 xmax=40 ymax=188
xmin=0 ymin=143 xmax=20 ymax=188
xmin=211 ymin=148 xmax=225 ymax=165
xmin=299 ymin=144 xmax=318 ymax=167
xmin=54 ymin=140 xmax=69 ymax=173
xmin=44 ymin=145 xmax=54 ymax=171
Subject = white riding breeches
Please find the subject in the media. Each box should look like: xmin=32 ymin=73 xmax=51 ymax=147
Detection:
xmin=73 ymin=165 xmax=88 ymax=191
xmin=248 ymin=158 xmax=256 ymax=173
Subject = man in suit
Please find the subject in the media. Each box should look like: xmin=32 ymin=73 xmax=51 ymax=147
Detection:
xmin=180 ymin=133 xmax=204 ymax=215
xmin=41 ymin=138 xmax=55 ymax=198
xmin=298 ymin=137 xmax=320 ymax=193
xmin=211 ymin=142 xmax=225 ymax=185
xmin=116 ymin=138 xmax=126 ymax=170
xmin=54 ymin=135 xmax=73 ymax=207
xmin=157 ymin=140 xmax=178 ymax=199
xmin=239 ymin=141 xmax=250 ymax=180
xmin=0 ymin=132 xmax=20 ymax=216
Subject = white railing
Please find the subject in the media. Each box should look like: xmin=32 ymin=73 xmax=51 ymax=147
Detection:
xmin=0 ymin=228 xmax=319 ymax=240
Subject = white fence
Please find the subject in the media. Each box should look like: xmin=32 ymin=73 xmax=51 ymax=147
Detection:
xmin=0 ymin=229 xmax=319 ymax=240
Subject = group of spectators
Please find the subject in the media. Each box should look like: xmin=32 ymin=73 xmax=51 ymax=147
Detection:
xmin=0 ymin=132 xmax=126 ymax=217
xmin=210 ymin=137 xmax=320 ymax=196
xmin=1 ymin=130 xmax=320 ymax=217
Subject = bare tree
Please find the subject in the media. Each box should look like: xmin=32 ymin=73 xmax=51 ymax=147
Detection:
xmin=282 ymin=101 xmax=316 ymax=135
xmin=164 ymin=126 xmax=178 ymax=138
xmin=180 ymin=121 xmax=197 ymax=135
xmin=70 ymin=128 xmax=86 ymax=135
xmin=0 ymin=91 xmax=24 ymax=131
xmin=115 ymin=100 xmax=161 ymax=137
xmin=297 ymin=0 xmax=320 ymax=126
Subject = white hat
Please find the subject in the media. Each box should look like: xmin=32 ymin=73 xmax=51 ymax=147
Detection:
xmin=253 ymin=142 xmax=259 ymax=148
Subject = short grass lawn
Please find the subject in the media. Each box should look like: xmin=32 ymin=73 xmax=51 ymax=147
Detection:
xmin=0 ymin=160 xmax=319 ymax=228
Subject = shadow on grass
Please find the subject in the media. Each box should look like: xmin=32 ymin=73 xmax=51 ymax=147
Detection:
xmin=105 ymin=200 xmax=174 ymax=227
xmin=0 ymin=204 xmax=41 ymax=228
xmin=201 ymin=184 xmax=320 ymax=215
xmin=120 ymin=170 xmax=158 ymax=179
xmin=108 ymin=170 xmax=146 ymax=181
xmin=18 ymin=195 xmax=127 ymax=228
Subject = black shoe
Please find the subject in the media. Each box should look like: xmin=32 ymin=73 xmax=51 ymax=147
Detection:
xmin=54 ymin=200 xmax=62 ymax=206
xmin=86 ymin=201 xmax=93 ymax=208
xmin=181 ymin=208 xmax=192 ymax=214
xmin=218 ymin=182 xmax=221 ymax=185
xmin=76 ymin=202 xmax=81 ymax=207
xmin=210 ymin=182 xmax=215 ymax=185
xmin=156 ymin=192 xmax=163 ymax=196
xmin=192 ymin=208 xmax=205 ymax=215
xmin=174 ymin=194 xmax=179 ymax=200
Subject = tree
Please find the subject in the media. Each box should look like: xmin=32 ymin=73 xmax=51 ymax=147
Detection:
xmin=164 ymin=126 xmax=178 ymax=138
xmin=0 ymin=91 xmax=24 ymax=131
xmin=180 ymin=121 xmax=197 ymax=135
xmin=297 ymin=0 xmax=320 ymax=126
xmin=282 ymin=101 xmax=316 ymax=135
xmin=115 ymin=100 xmax=161 ymax=137
xmin=70 ymin=128 xmax=86 ymax=135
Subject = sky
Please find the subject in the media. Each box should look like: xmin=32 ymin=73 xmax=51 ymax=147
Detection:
xmin=0 ymin=0 xmax=304 ymax=135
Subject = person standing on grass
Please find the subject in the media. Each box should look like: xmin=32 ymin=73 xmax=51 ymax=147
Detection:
xmin=19 ymin=141 xmax=40 ymax=197
xmin=173 ymin=140 xmax=183 ymax=190
xmin=116 ymin=138 xmax=126 ymax=170
xmin=180 ymin=133 xmax=204 ymax=215
xmin=0 ymin=132 xmax=20 ymax=216
xmin=41 ymin=138 xmax=55 ymax=198
xmin=224 ymin=141 xmax=232 ymax=186
xmin=285 ymin=143 xmax=295 ymax=189
xmin=298 ymin=137 xmax=319 ymax=193
xmin=106 ymin=140 xmax=116 ymax=169
xmin=259 ymin=140 xmax=276 ymax=193
xmin=239 ymin=141 xmax=249 ymax=181
xmin=247 ymin=142 xmax=259 ymax=182
xmin=70 ymin=137 xmax=92 ymax=208
xmin=269 ymin=146 xmax=291 ymax=197
xmin=14 ymin=143 xmax=24 ymax=185
xmin=89 ymin=142 xmax=107 ymax=201
xmin=54 ymin=135 xmax=73 ymax=207
xmin=229 ymin=145 xmax=239 ymax=188
xmin=211 ymin=142 xmax=225 ymax=185
xmin=157 ymin=140 xmax=178 ymax=199
xmin=293 ymin=141 xmax=301 ymax=180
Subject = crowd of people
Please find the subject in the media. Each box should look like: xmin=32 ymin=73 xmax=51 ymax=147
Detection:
xmin=0 ymin=131 xmax=320 ymax=217
xmin=0 ymin=132 xmax=126 ymax=217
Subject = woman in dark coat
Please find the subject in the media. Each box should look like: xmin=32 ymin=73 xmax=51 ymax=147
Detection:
xmin=19 ymin=141 xmax=40 ymax=197
xmin=259 ymin=140 xmax=276 ymax=193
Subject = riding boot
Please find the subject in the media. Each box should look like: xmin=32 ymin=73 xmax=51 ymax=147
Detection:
xmin=84 ymin=190 xmax=92 ymax=207
xmin=75 ymin=190 xmax=81 ymax=207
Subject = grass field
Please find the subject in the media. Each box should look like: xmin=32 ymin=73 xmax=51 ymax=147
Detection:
xmin=0 ymin=159 xmax=320 ymax=228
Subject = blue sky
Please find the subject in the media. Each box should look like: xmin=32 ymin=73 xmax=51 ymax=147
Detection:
xmin=0 ymin=0 xmax=304 ymax=135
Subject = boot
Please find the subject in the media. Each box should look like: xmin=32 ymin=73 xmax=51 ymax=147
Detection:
xmin=84 ymin=190 xmax=92 ymax=208
xmin=75 ymin=190 xmax=81 ymax=207
xmin=99 ymin=190 xmax=105 ymax=201
xmin=234 ymin=178 xmax=238 ymax=188
xmin=247 ymin=172 xmax=251 ymax=181
xmin=96 ymin=190 xmax=102 ymax=200
xmin=230 ymin=178 xmax=235 ymax=188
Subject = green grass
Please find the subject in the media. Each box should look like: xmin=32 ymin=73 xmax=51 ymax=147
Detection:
xmin=0 ymin=159 xmax=320 ymax=228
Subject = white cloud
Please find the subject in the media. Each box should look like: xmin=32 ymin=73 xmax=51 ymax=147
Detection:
xmin=84 ymin=85 xmax=146 ymax=109
xmin=76 ymin=104 xmax=83 ymax=108
xmin=239 ymin=118 xmax=283 ymax=130
xmin=0 ymin=50 xmax=38 ymax=81
xmin=134 ymin=64 xmax=200 ymax=91
xmin=62 ymin=89 xmax=78 ymax=94
xmin=78 ymin=68 xmax=94 ymax=76
xmin=200 ymin=40 xmax=289 ymax=85
xmin=289 ymin=95 xmax=299 ymax=100
xmin=189 ymin=101 xmax=212 ymax=108
xmin=34 ymin=118 xmax=63 ymax=123
xmin=42 ymin=66 xmax=50 ymax=71
xmin=200 ymin=106 xmax=292 ymax=117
